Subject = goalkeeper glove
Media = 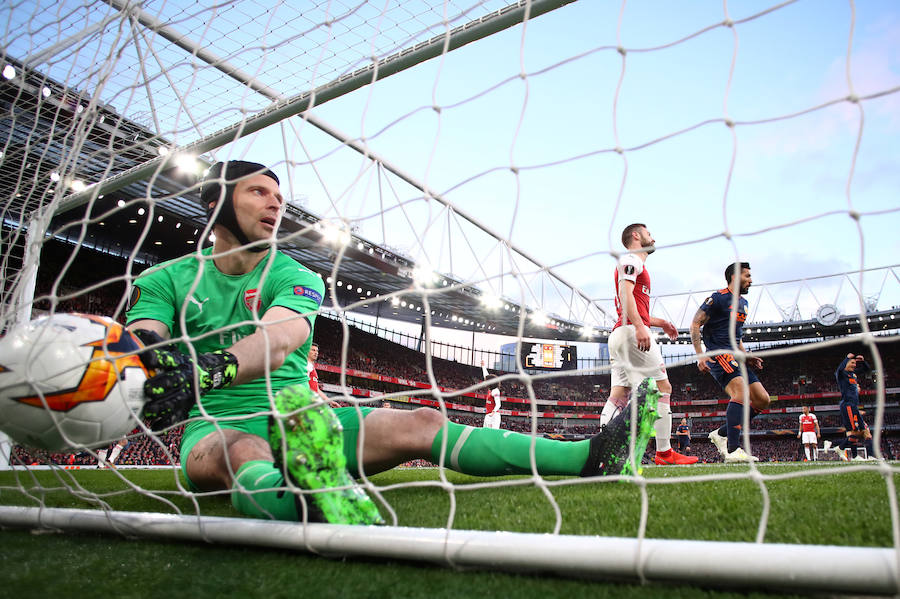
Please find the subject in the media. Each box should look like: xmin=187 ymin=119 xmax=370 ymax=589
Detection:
xmin=134 ymin=329 xmax=239 ymax=430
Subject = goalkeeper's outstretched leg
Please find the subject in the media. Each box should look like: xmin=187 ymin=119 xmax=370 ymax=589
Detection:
xmin=581 ymin=379 xmax=660 ymax=477
xmin=338 ymin=377 xmax=659 ymax=479
xmin=185 ymin=380 xmax=657 ymax=526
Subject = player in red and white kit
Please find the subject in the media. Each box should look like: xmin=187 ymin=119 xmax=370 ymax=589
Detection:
xmin=599 ymin=223 xmax=697 ymax=465
xmin=797 ymin=406 xmax=821 ymax=461
xmin=307 ymin=343 xmax=339 ymax=408
xmin=97 ymin=437 xmax=128 ymax=468
xmin=481 ymin=360 xmax=502 ymax=429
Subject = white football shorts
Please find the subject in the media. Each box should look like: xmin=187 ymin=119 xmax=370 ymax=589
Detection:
xmin=483 ymin=411 xmax=502 ymax=429
xmin=609 ymin=324 xmax=667 ymax=389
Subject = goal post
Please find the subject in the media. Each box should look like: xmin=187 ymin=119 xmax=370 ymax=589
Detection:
xmin=1 ymin=505 xmax=898 ymax=595
xmin=2 ymin=0 xmax=900 ymax=594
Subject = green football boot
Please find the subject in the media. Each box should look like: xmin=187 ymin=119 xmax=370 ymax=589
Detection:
xmin=580 ymin=378 xmax=660 ymax=478
xmin=268 ymin=385 xmax=383 ymax=525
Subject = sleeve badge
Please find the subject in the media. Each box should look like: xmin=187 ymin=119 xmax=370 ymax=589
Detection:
xmin=294 ymin=286 xmax=323 ymax=305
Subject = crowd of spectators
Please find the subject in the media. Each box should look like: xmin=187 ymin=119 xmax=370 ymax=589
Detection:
xmin=313 ymin=317 xmax=609 ymax=402
xmin=28 ymin=239 xmax=144 ymax=322
xmin=311 ymin=320 xmax=900 ymax=464
xmin=11 ymin=426 xmax=182 ymax=467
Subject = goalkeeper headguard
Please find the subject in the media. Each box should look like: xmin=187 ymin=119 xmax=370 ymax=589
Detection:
xmin=200 ymin=161 xmax=280 ymax=253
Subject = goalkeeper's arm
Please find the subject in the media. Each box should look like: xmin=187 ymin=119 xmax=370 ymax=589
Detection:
xmin=129 ymin=307 xmax=310 ymax=428
xmin=129 ymin=306 xmax=310 ymax=387
xmin=215 ymin=306 xmax=310 ymax=386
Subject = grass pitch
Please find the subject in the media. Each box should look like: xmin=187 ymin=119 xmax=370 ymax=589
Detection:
xmin=1 ymin=462 xmax=897 ymax=598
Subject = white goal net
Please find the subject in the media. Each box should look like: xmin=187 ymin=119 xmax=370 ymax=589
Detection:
xmin=2 ymin=0 xmax=899 ymax=593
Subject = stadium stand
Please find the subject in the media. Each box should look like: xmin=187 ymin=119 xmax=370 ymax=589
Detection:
xmin=12 ymin=426 xmax=183 ymax=467
xmin=30 ymin=239 xmax=143 ymax=322
xmin=12 ymin=251 xmax=899 ymax=466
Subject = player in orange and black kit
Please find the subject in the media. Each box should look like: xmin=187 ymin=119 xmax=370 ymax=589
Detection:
xmin=675 ymin=418 xmax=691 ymax=453
xmin=691 ymin=262 xmax=770 ymax=463
xmin=834 ymin=353 xmax=875 ymax=460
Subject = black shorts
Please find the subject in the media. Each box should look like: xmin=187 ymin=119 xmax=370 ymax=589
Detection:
xmin=840 ymin=402 xmax=864 ymax=432
xmin=676 ymin=434 xmax=691 ymax=449
xmin=707 ymin=352 xmax=760 ymax=390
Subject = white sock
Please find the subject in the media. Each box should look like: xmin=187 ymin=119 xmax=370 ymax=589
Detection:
xmin=654 ymin=396 xmax=672 ymax=453
xmin=108 ymin=444 xmax=123 ymax=464
xmin=804 ymin=446 xmax=811 ymax=460
xmin=599 ymin=395 xmax=626 ymax=426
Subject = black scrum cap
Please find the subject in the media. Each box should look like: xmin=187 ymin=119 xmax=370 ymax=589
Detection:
xmin=199 ymin=161 xmax=279 ymax=252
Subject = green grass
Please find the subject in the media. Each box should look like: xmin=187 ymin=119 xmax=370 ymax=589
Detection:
xmin=1 ymin=463 xmax=897 ymax=598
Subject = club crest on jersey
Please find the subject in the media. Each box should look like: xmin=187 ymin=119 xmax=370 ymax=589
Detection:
xmin=243 ymin=288 xmax=262 ymax=312
xmin=294 ymin=286 xmax=323 ymax=305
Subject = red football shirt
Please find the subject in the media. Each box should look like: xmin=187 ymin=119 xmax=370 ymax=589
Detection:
xmin=614 ymin=253 xmax=651 ymax=329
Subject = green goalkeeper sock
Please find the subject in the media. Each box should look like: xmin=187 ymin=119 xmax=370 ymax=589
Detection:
xmin=231 ymin=460 xmax=298 ymax=521
xmin=430 ymin=422 xmax=589 ymax=476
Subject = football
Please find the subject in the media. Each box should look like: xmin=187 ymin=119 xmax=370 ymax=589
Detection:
xmin=0 ymin=313 xmax=150 ymax=451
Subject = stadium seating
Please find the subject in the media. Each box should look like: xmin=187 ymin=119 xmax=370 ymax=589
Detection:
xmin=12 ymin=252 xmax=898 ymax=465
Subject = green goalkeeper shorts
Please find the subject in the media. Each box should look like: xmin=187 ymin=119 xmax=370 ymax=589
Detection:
xmin=180 ymin=406 xmax=375 ymax=491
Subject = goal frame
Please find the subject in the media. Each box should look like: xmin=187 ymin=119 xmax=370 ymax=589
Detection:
xmin=1 ymin=505 xmax=897 ymax=594
xmin=3 ymin=1 xmax=900 ymax=594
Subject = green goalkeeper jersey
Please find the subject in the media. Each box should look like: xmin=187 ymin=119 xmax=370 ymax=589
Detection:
xmin=125 ymin=247 xmax=325 ymax=420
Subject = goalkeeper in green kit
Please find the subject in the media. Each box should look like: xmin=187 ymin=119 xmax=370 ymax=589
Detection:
xmin=126 ymin=160 xmax=660 ymax=525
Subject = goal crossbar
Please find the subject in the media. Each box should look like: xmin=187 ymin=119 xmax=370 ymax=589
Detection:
xmin=50 ymin=0 xmax=578 ymax=219
xmin=1 ymin=506 xmax=896 ymax=595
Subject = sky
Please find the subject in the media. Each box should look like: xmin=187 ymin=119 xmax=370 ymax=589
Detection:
xmin=6 ymin=0 xmax=900 ymax=354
